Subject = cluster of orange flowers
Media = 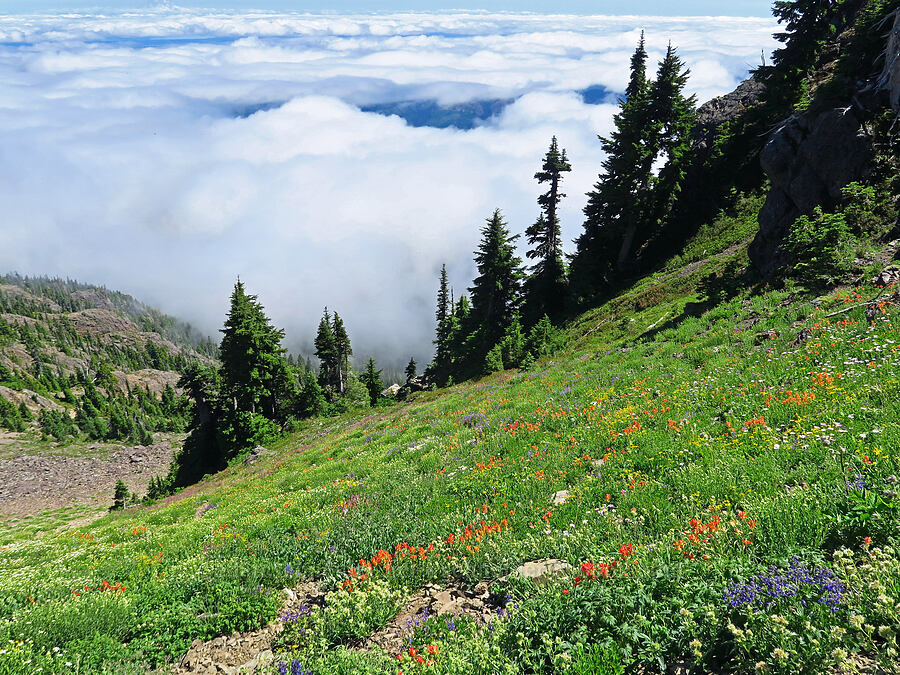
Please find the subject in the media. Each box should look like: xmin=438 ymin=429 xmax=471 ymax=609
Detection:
xmin=811 ymin=371 xmax=841 ymax=387
xmin=672 ymin=510 xmax=756 ymax=560
xmin=71 ymin=579 xmax=126 ymax=597
xmin=781 ymin=390 xmax=816 ymax=406
xmin=397 ymin=644 xmax=439 ymax=671
xmin=503 ymin=419 xmax=542 ymax=435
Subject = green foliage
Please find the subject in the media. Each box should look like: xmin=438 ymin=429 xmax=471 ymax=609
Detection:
xmin=524 ymin=137 xmax=571 ymax=326
xmin=784 ymin=208 xmax=855 ymax=285
xmin=361 ymin=357 xmax=384 ymax=406
xmin=783 ymin=179 xmax=894 ymax=287
xmin=466 ymin=209 xmax=524 ymax=360
xmin=483 ymin=343 xmax=504 ymax=375
xmin=111 ymin=480 xmax=129 ymax=511
xmin=571 ymin=36 xmax=696 ymax=301
xmin=499 ymin=315 xmax=526 ymax=368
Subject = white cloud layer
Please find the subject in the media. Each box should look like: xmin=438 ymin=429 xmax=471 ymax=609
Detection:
xmin=0 ymin=8 xmax=778 ymax=368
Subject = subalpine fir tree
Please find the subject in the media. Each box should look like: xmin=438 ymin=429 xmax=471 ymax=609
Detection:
xmin=524 ymin=136 xmax=571 ymax=326
xmin=570 ymin=33 xmax=652 ymax=301
xmin=466 ymin=209 xmax=524 ymax=361
xmin=762 ymin=0 xmax=848 ymax=107
xmin=570 ymin=35 xmax=696 ymax=300
xmin=405 ymin=357 xmax=417 ymax=383
xmin=361 ymin=357 xmax=383 ymax=406
xmin=646 ymin=44 xmax=697 ymax=243
xmin=332 ymin=312 xmax=352 ymax=394
xmin=449 ymin=294 xmax=470 ymax=369
xmin=219 ymin=279 xmax=290 ymax=421
xmin=432 ymin=264 xmax=453 ymax=379
xmin=314 ymin=308 xmax=337 ymax=395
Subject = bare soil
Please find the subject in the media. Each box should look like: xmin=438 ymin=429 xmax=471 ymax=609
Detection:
xmin=0 ymin=435 xmax=176 ymax=516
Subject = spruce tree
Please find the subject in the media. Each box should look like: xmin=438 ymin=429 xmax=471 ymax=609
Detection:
xmin=466 ymin=209 xmax=524 ymax=360
xmin=524 ymin=136 xmax=571 ymax=326
xmin=570 ymin=33 xmax=652 ymax=301
xmin=361 ymin=357 xmax=383 ymax=406
xmin=405 ymin=357 xmax=417 ymax=383
xmin=433 ymin=264 xmax=453 ymax=379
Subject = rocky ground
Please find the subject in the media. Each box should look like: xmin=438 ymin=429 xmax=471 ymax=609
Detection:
xmin=0 ymin=435 xmax=176 ymax=516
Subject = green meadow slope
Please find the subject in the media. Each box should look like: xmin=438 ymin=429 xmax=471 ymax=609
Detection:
xmin=3 ymin=197 xmax=900 ymax=674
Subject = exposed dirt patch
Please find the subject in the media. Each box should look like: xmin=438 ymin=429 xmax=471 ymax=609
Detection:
xmin=174 ymin=582 xmax=324 ymax=675
xmin=361 ymin=580 xmax=505 ymax=657
xmin=0 ymin=440 xmax=176 ymax=516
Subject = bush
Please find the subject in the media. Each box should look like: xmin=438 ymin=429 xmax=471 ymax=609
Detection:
xmin=784 ymin=207 xmax=855 ymax=286
xmin=484 ymin=344 xmax=504 ymax=375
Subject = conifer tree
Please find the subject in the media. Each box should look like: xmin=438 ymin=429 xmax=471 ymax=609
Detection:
xmin=314 ymin=308 xmax=337 ymax=395
xmin=570 ymin=33 xmax=652 ymax=301
xmin=647 ymin=44 xmax=697 ymax=241
xmin=570 ymin=34 xmax=696 ymax=300
xmin=433 ymin=264 xmax=453 ymax=378
xmin=219 ymin=279 xmax=289 ymax=420
xmin=524 ymin=136 xmax=571 ymax=325
xmin=466 ymin=209 xmax=524 ymax=359
xmin=361 ymin=357 xmax=383 ymax=406
xmin=449 ymin=294 xmax=470 ymax=369
xmin=332 ymin=312 xmax=352 ymax=394
xmin=405 ymin=357 xmax=417 ymax=383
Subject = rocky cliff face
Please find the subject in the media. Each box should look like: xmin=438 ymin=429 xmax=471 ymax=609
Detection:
xmin=748 ymin=8 xmax=900 ymax=276
xmin=879 ymin=10 xmax=900 ymax=110
xmin=749 ymin=106 xmax=873 ymax=275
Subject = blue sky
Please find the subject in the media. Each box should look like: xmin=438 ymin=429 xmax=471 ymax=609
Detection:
xmin=0 ymin=1 xmax=775 ymax=17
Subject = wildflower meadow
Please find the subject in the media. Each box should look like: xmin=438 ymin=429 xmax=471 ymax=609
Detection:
xmin=3 ymin=216 xmax=900 ymax=673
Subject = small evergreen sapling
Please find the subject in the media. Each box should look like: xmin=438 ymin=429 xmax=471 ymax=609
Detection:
xmin=112 ymin=479 xmax=129 ymax=511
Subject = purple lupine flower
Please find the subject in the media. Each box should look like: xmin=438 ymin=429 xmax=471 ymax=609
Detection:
xmin=723 ymin=557 xmax=844 ymax=612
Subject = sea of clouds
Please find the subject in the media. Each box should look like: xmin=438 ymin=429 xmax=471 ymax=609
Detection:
xmin=0 ymin=8 xmax=778 ymax=368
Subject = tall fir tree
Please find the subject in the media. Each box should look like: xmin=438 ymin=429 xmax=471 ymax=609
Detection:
xmin=761 ymin=0 xmax=849 ymax=108
xmin=314 ymin=308 xmax=337 ymax=396
xmin=332 ymin=312 xmax=352 ymax=394
xmin=570 ymin=33 xmax=652 ymax=302
xmin=524 ymin=136 xmax=571 ymax=325
xmin=219 ymin=279 xmax=290 ymax=420
xmin=361 ymin=357 xmax=383 ymax=406
xmin=405 ymin=357 xmax=417 ymax=382
xmin=570 ymin=35 xmax=696 ymax=301
xmin=432 ymin=264 xmax=453 ymax=380
xmin=449 ymin=293 xmax=470 ymax=369
xmin=645 ymin=43 xmax=697 ymax=247
xmin=466 ymin=209 xmax=524 ymax=361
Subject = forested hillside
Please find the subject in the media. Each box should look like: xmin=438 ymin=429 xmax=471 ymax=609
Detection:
xmin=0 ymin=275 xmax=214 ymax=445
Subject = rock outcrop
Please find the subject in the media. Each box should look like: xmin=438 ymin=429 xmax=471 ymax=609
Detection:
xmin=693 ymin=78 xmax=766 ymax=156
xmin=749 ymin=106 xmax=873 ymax=275
xmin=879 ymin=10 xmax=900 ymax=111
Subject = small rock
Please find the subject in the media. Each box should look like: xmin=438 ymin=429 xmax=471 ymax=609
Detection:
xmin=873 ymin=266 xmax=900 ymax=287
xmin=512 ymin=559 xmax=573 ymax=585
xmin=552 ymin=489 xmax=570 ymax=505
xmin=474 ymin=581 xmax=489 ymax=596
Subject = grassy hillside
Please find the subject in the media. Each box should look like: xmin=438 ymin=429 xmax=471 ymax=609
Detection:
xmin=3 ymin=199 xmax=900 ymax=674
